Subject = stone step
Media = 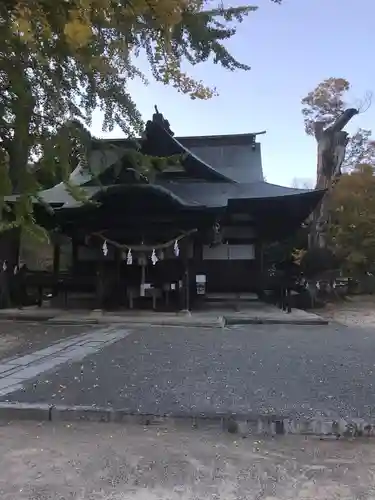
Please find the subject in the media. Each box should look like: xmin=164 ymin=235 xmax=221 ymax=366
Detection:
xmin=205 ymin=293 xmax=259 ymax=302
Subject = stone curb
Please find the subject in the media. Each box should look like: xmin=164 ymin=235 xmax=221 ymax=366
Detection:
xmin=47 ymin=319 xmax=100 ymax=325
xmin=0 ymin=402 xmax=372 ymax=438
xmin=0 ymin=315 xmax=224 ymax=328
xmin=49 ymin=317 xmax=226 ymax=328
xmin=0 ymin=314 xmax=57 ymax=322
xmin=223 ymin=317 xmax=329 ymax=326
xmin=0 ymin=314 xmax=327 ymax=327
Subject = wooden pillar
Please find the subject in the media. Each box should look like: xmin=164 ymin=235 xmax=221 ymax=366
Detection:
xmin=95 ymin=262 xmax=104 ymax=309
xmin=181 ymin=239 xmax=191 ymax=312
xmin=255 ymin=240 xmax=264 ymax=300
xmin=71 ymin=238 xmax=78 ymax=273
xmin=53 ymin=243 xmax=61 ymax=275
xmin=184 ymin=260 xmax=190 ymax=311
xmin=259 ymin=242 xmax=264 ymax=274
xmin=114 ymin=247 xmax=122 ymax=308
xmin=52 ymin=242 xmax=61 ymax=298
xmin=95 ymin=242 xmax=104 ymax=310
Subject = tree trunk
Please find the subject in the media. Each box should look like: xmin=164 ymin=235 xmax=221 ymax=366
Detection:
xmin=309 ymin=108 xmax=358 ymax=248
xmin=0 ymin=228 xmax=21 ymax=307
xmin=0 ymin=64 xmax=34 ymax=307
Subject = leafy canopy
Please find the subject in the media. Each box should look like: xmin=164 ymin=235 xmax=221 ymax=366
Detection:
xmin=301 ymin=77 xmax=375 ymax=172
xmin=0 ymin=0 xmax=281 ymax=233
xmin=328 ymin=164 xmax=375 ymax=273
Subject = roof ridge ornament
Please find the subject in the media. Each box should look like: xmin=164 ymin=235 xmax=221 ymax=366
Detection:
xmin=152 ymin=105 xmax=174 ymax=136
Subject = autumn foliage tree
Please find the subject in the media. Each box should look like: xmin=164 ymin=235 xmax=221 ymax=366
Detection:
xmin=0 ymin=0 xmax=281 ymax=235
xmin=301 ymin=77 xmax=375 ymax=174
xmin=328 ymin=164 xmax=375 ymax=274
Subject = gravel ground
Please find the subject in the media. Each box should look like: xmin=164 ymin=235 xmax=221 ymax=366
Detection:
xmin=320 ymin=296 xmax=375 ymax=328
xmin=0 ymin=420 xmax=374 ymax=499
xmin=0 ymin=321 xmax=94 ymax=360
xmin=4 ymin=323 xmax=375 ymax=422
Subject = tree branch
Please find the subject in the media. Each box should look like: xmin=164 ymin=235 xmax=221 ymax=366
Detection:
xmin=326 ymin=108 xmax=358 ymax=134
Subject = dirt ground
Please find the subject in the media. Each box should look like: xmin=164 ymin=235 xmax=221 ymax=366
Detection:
xmin=0 ymin=321 xmax=94 ymax=360
xmin=0 ymin=421 xmax=374 ymax=499
xmin=319 ymin=295 xmax=375 ymax=328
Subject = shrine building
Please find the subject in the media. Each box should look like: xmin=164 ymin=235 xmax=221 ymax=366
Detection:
xmin=11 ymin=108 xmax=325 ymax=310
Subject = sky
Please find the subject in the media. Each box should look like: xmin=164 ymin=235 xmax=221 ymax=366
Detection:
xmin=90 ymin=0 xmax=375 ymax=187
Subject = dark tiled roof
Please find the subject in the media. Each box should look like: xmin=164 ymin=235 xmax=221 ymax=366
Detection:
xmin=5 ymin=115 xmax=323 ymax=213
xmin=22 ymin=180 xmax=322 ymax=212
xmin=157 ymin=181 xmax=312 ymax=208
xmin=178 ymin=134 xmax=264 ymax=184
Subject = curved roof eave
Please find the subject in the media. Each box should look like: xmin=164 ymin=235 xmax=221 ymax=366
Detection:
xmin=147 ymin=121 xmax=236 ymax=183
xmin=4 ymin=179 xmax=325 ymax=214
xmin=91 ymin=183 xmax=197 ymax=208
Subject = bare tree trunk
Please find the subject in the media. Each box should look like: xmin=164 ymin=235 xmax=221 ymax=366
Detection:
xmin=309 ymin=108 xmax=358 ymax=248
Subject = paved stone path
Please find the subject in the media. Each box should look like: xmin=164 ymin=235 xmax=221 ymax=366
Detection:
xmin=0 ymin=322 xmax=93 ymax=360
xmin=3 ymin=323 xmax=375 ymax=424
xmin=0 ymin=326 xmax=130 ymax=397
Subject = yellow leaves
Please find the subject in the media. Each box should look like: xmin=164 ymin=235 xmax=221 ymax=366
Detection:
xmin=328 ymin=167 xmax=375 ymax=272
xmin=9 ymin=0 xmax=248 ymax=102
xmin=147 ymin=0 xmax=184 ymax=25
xmin=13 ymin=1 xmax=93 ymax=49
xmin=12 ymin=5 xmax=34 ymax=42
xmin=64 ymin=11 xmax=93 ymax=49
xmin=78 ymin=0 xmax=101 ymax=9
xmin=12 ymin=2 xmax=53 ymax=47
xmin=0 ymin=0 xmax=256 ymax=245
xmin=122 ymin=0 xmax=203 ymax=28
xmin=21 ymin=220 xmax=50 ymax=244
xmin=14 ymin=18 xmax=33 ymax=42
xmin=161 ymin=64 xmax=216 ymax=99
xmin=153 ymin=44 xmax=216 ymax=99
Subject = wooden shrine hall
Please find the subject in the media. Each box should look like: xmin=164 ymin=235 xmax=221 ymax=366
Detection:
xmin=12 ymin=108 xmax=325 ymax=311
